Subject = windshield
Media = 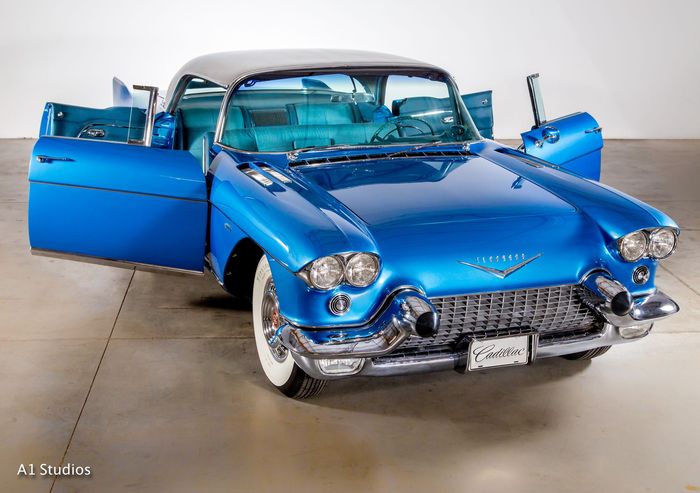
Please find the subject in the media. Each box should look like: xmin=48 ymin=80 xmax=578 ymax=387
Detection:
xmin=220 ymin=70 xmax=480 ymax=153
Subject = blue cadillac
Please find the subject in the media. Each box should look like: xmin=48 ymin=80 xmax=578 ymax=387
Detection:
xmin=28 ymin=50 xmax=680 ymax=398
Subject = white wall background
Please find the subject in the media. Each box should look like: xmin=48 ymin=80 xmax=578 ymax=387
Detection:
xmin=1 ymin=0 xmax=698 ymax=139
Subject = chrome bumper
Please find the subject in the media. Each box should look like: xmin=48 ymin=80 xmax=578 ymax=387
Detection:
xmin=280 ymin=279 xmax=679 ymax=380
xmin=360 ymin=323 xmax=643 ymax=377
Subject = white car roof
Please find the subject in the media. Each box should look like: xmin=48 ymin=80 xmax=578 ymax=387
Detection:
xmin=165 ymin=49 xmax=442 ymax=104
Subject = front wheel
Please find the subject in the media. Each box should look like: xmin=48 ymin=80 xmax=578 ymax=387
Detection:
xmin=252 ymin=255 xmax=326 ymax=399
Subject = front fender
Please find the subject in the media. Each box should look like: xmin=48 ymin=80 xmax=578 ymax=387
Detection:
xmin=209 ymin=149 xmax=395 ymax=325
xmin=209 ymin=149 xmax=377 ymax=272
xmin=476 ymin=142 xmax=679 ymax=237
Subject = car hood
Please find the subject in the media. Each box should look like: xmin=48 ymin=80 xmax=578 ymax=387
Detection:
xmin=298 ymin=153 xmax=577 ymax=227
xmin=297 ymin=152 xmax=599 ymax=295
xmin=293 ymin=143 xmax=672 ymax=296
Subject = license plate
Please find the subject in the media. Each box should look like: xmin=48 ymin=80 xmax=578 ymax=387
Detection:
xmin=467 ymin=334 xmax=532 ymax=371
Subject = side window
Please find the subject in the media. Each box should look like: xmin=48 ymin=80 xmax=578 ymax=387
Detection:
xmin=173 ymin=77 xmax=226 ymax=153
xmin=45 ymin=83 xmax=158 ymax=145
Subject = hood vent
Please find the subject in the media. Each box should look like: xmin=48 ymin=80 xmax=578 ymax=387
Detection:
xmin=238 ymin=162 xmax=294 ymax=188
xmin=292 ymin=149 xmax=469 ymax=167
xmin=238 ymin=163 xmax=273 ymax=187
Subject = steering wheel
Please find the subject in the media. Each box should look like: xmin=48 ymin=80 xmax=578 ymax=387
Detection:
xmin=370 ymin=116 xmax=436 ymax=143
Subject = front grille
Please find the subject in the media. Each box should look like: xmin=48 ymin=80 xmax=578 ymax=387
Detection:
xmin=381 ymin=285 xmax=603 ymax=360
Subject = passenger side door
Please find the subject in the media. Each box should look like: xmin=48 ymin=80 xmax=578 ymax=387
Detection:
xmin=462 ymin=90 xmax=493 ymax=139
xmin=28 ymin=85 xmax=208 ymax=273
xmin=520 ymin=74 xmax=603 ymax=180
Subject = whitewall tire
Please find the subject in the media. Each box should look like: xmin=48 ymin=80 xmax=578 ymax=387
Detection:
xmin=252 ymin=255 xmax=326 ymax=398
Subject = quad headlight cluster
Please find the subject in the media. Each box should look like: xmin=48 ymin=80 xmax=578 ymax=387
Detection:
xmin=617 ymin=227 xmax=678 ymax=262
xmin=302 ymin=253 xmax=380 ymax=290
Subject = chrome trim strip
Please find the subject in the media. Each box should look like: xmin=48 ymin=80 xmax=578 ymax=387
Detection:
xmin=282 ymin=321 xmax=410 ymax=359
xmin=413 ymin=272 xmax=599 ymax=301
xmin=31 ymin=248 xmax=204 ymax=276
xmin=28 ymin=180 xmax=207 ymax=204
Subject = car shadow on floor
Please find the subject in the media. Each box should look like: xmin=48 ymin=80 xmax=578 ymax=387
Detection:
xmin=249 ymin=350 xmax=592 ymax=422
xmin=188 ymin=294 xmax=251 ymax=311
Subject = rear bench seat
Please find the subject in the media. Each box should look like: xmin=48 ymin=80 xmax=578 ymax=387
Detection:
xmin=181 ymin=98 xmax=384 ymax=153
xmin=223 ymin=101 xmax=379 ymax=152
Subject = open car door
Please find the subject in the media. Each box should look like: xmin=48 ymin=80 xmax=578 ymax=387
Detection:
xmin=519 ymin=74 xmax=603 ymax=180
xmin=28 ymin=85 xmax=207 ymax=274
xmin=462 ymin=90 xmax=494 ymax=139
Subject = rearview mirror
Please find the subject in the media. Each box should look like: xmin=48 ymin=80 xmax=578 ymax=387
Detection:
xmin=527 ymin=73 xmax=546 ymax=128
xmin=330 ymin=93 xmax=376 ymax=103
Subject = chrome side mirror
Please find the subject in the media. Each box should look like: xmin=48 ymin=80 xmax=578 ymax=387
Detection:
xmin=527 ymin=73 xmax=547 ymax=128
xmin=534 ymin=126 xmax=560 ymax=147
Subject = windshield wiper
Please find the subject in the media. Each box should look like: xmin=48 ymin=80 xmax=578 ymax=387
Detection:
xmin=385 ymin=141 xmax=471 ymax=159
xmin=287 ymin=144 xmax=385 ymax=161
xmin=287 ymin=140 xmax=472 ymax=165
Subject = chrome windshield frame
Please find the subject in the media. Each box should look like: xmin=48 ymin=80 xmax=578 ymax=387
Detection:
xmin=213 ymin=66 xmax=482 ymax=156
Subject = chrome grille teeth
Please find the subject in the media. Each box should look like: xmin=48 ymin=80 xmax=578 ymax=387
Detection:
xmin=393 ymin=285 xmax=603 ymax=355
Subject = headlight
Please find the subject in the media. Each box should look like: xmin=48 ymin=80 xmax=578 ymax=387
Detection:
xmin=308 ymin=256 xmax=344 ymax=290
xmin=618 ymin=230 xmax=648 ymax=262
xmin=649 ymin=228 xmax=677 ymax=259
xmin=345 ymin=253 xmax=380 ymax=287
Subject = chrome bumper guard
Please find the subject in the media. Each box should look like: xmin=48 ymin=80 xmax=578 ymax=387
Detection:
xmin=581 ymin=272 xmax=679 ymax=327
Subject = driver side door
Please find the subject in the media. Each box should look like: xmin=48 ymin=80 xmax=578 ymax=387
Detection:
xmin=28 ymin=85 xmax=207 ymax=273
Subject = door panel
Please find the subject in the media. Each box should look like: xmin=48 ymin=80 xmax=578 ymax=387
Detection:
xmin=40 ymin=103 xmax=145 ymax=143
xmin=520 ymin=112 xmax=603 ymax=180
xmin=462 ymin=90 xmax=493 ymax=139
xmin=28 ymin=136 xmax=207 ymax=272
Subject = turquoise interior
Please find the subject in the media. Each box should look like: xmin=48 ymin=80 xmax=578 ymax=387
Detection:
xmin=41 ymin=103 xmax=146 ymax=143
xmin=41 ymin=90 xmax=494 ymax=156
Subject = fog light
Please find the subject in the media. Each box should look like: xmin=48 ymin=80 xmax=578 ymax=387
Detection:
xmin=633 ymin=265 xmax=650 ymax=285
xmin=329 ymin=294 xmax=351 ymax=315
xmin=318 ymin=358 xmax=364 ymax=375
xmin=619 ymin=323 xmax=653 ymax=339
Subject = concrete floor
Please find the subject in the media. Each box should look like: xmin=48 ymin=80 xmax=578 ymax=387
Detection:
xmin=1 ymin=139 xmax=699 ymax=493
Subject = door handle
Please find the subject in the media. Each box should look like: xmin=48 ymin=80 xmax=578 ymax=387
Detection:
xmin=35 ymin=155 xmax=74 ymax=164
xmin=84 ymin=128 xmax=106 ymax=138
xmin=585 ymin=126 xmax=603 ymax=134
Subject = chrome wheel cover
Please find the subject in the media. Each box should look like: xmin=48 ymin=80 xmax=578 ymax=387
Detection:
xmin=261 ymin=278 xmax=288 ymax=362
